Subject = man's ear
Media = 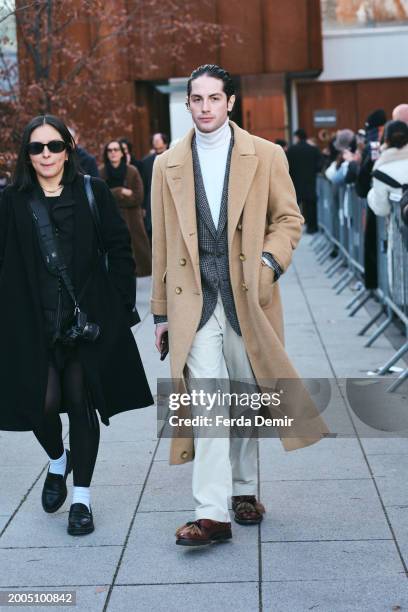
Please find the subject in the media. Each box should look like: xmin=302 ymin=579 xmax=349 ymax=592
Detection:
xmin=227 ymin=94 xmax=236 ymax=113
xmin=185 ymin=96 xmax=191 ymax=112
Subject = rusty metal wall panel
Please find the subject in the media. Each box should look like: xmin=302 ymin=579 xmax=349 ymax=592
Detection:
xmin=297 ymin=78 xmax=408 ymax=148
xmin=217 ymin=0 xmax=263 ymax=75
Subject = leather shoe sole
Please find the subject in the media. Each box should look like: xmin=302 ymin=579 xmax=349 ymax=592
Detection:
xmin=176 ymin=531 xmax=232 ymax=546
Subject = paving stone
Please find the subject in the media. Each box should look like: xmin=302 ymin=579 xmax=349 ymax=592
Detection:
xmin=108 ymin=583 xmax=258 ymax=612
xmin=0 ymin=547 xmax=121 ymax=587
xmin=0 ymin=485 xmax=142 ymax=548
xmin=262 ymin=576 xmax=408 ymax=612
xmin=100 ymin=408 xmax=158 ymax=442
xmin=385 ymin=506 xmax=408 ymax=567
xmin=259 ymin=438 xmax=369 ymax=481
xmin=368 ymin=453 xmax=408 ymax=506
xmin=262 ymin=540 xmax=403 ymax=581
xmin=362 ymin=438 xmax=408 ymax=454
xmin=0 ymin=516 xmax=10 ymax=532
xmin=117 ymin=511 xmax=258 ymax=585
xmin=92 ymin=440 xmax=156 ymax=486
xmin=260 ymin=478 xmax=390 ymax=541
xmin=0 ymin=467 xmax=44 ymax=515
xmin=138 ymin=462 xmax=194 ymax=512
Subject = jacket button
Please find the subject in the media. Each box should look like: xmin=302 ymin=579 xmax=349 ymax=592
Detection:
xmin=237 ymin=223 xmax=242 ymax=231
xmin=239 ymin=253 xmax=246 ymax=261
xmin=181 ymin=451 xmax=188 ymax=459
xmin=179 ymin=258 xmax=186 ymax=266
xmin=175 ymin=287 xmax=182 ymax=294
xmin=241 ymin=282 xmax=248 ymax=291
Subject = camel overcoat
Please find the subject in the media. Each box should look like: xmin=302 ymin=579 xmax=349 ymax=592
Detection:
xmin=151 ymin=121 xmax=330 ymax=465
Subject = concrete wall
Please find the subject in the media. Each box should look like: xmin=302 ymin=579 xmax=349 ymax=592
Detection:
xmin=319 ymin=25 xmax=408 ymax=81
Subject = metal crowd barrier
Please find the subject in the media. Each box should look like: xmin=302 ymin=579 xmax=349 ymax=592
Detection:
xmin=313 ymin=176 xmax=408 ymax=392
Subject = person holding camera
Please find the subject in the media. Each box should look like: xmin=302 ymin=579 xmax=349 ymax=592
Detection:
xmin=0 ymin=115 xmax=153 ymax=536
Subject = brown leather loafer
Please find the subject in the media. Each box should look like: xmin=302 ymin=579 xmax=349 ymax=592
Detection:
xmin=232 ymin=495 xmax=265 ymax=525
xmin=175 ymin=519 xmax=232 ymax=546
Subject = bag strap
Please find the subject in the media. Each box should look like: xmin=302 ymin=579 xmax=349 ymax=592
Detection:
xmin=372 ymin=169 xmax=403 ymax=189
xmin=29 ymin=194 xmax=79 ymax=309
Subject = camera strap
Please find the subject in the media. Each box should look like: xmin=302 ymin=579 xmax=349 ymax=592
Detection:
xmin=29 ymin=193 xmax=81 ymax=311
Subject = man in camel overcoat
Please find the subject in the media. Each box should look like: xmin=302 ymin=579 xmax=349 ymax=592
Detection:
xmin=151 ymin=64 xmax=329 ymax=546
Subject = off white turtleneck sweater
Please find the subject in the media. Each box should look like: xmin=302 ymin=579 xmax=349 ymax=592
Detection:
xmin=195 ymin=118 xmax=231 ymax=228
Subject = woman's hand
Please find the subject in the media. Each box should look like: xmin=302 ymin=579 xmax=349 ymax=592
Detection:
xmin=121 ymin=187 xmax=133 ymax=197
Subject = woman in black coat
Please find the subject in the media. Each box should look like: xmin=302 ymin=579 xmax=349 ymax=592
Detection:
xmin=0 ymin=115 xmax=153 ymax=536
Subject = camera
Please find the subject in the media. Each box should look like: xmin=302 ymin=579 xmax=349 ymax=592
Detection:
xmin=61 ymin=310 xmax=100 ymax=345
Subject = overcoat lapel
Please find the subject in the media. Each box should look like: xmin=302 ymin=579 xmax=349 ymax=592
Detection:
xmin=165 ymin=134 xmax=201 ymax=288
xmin=227 ymin=128 xmax=258 ymax=250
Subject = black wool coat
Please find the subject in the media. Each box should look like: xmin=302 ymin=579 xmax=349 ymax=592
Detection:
xmin=0 ymin=174 xmax=154 ymax=431
xmin=287 ymin=141 xmax=323 ymax=201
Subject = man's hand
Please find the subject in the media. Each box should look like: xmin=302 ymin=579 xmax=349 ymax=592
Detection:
xmin=155 ymin=322 xmax=169 ymax=353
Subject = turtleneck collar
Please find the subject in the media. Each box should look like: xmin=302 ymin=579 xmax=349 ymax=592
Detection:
xmin=194 ymin=118 xmax=231 ymax=150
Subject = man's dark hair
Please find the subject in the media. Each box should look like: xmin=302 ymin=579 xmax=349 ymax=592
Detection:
xmin=275 ymin=138 xmax=288 ymax=148
xmin=294 ymin=128 xmax=307 ymax=141
xmin=187 ymin=64 xmax=235 ymax=101
xmin=13 ymin=115 xmax=79 ymax=191
xmin=151 ymin=132 xmax=169 ymax=146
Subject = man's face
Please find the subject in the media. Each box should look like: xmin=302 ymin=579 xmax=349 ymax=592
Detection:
xmin=187 ymin=75 xmax=235 ymax=133
xmin=152 ymin=134 xmax=167 ymax=155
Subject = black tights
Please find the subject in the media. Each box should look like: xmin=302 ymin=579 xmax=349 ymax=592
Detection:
xmin=33 ymin=357 xmax=100 ymax=487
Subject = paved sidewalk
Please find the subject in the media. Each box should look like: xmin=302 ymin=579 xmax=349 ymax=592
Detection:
xmin=0 ymin=235 xmax=407 ymax=612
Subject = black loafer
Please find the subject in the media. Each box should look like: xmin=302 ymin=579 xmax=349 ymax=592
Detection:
xmin=41 ymin=449 xmax=72 ymax=514
xmin=67 ymin=503 xmax=94 ymax=536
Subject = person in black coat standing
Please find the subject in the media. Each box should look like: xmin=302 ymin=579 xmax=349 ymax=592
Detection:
xmin=287 ymin=129 xmax=323 ymax=234
xmin=68 ymin=127 xmax=99 ymax=177
xmin=141 ymin=133 xmax=169 ymax=243
xmin=0 ymin=115 xmax=153 ymax=536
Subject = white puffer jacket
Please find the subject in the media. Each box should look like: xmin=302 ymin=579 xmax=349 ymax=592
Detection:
xmin=367 ymin=144 xmax=408 ymax=216
xmin=367 ymin=144 xmax=408 ymax=297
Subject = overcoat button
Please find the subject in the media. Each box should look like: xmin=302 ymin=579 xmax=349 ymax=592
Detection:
xmin=241 ymin=282 xmax=248 ymax=291
xmin=181 ymin=451 xmax=188 ymax=459
xmin=179 ymin=258 xmax=186 ymax=266
xmin=175 ymin=287 xmax=182 ymax=294
xmin=239 ymin=253 xmax=246 ymax=261
xmin=237 ymin=223 xmax=242 ymax=230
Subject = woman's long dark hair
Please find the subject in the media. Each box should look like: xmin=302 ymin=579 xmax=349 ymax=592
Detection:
xmin=103 ymin=140 xmax=127 ymax=187
xmin=13 ymin=115 xmax=79 ymax=191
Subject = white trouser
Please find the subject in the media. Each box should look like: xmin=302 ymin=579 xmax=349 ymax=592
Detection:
xmin=186 ymin=294 xmax=258 ymax=522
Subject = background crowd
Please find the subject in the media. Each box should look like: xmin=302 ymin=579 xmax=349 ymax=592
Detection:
xmin=278 ymin=102 xmax=408 ymax=294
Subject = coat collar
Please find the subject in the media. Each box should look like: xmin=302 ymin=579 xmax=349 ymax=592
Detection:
xmin=13 ymin=175 xmax=96 ymax=296
xmin=165 ymin=121 xmax=258 ymax=265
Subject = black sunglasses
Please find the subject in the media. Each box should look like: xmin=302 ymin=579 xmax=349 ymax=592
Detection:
xmin=27 ymin=140 xmax=67 ymax=155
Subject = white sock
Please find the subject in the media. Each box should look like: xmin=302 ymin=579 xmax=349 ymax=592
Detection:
xmin=48 ymin=450 xmax=67 ymax=476
xmin=72 ymin=487 xmax=91 ymax=511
